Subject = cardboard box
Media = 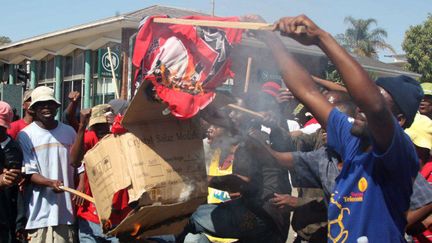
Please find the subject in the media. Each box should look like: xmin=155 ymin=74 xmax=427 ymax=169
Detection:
xmin=83 ymin=83 xmax=208 ymax=239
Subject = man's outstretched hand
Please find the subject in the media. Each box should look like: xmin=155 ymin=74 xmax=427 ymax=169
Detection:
xmin=270 ymin=193 xmax=298 ymax=209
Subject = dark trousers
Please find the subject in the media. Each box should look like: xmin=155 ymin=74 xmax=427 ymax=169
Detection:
xmin=177 ymin=199 xmax=285 ymax=243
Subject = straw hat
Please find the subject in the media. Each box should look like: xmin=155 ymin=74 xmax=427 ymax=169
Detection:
xmin=89 ymin=104 xmax=112 ymax=128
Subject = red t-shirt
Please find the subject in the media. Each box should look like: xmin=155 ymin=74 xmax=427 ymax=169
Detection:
xmin=7 ymin=119 xmax=30 ymax=140
xmin=77 ymin=130 xmax=131 ymax=225
xmin=414 ymin=162 xmax=432 ymax=243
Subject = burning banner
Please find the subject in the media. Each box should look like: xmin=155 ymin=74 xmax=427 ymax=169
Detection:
xmin=132 ymin=15 xmax=243 ymax=119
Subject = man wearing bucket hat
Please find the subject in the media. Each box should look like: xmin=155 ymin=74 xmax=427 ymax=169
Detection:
xmin=71 ymin=104 xmax=129 ymax=242
xmin=7 ymin=90 xmax=33 ymax=140
xmin=17 ymin=86 xmax=77 ymax=243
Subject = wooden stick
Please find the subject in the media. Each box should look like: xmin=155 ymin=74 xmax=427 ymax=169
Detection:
xmin=153 ymin=18 xmax=307 ymax=33
xmin=107 ymin=47 xmax=120 ymax=99
xmin=227 ymin=104 xmax=264 ymax=119
xmin=59 ymin=186 xmax=96 ymax=204
xmin=154 ymin=18 xmax=274 ymax=30
xmin=243 ymin=57 xmax=252 ymax=93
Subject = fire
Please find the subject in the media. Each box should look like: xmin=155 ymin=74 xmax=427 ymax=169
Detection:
xmin=131 ymin=223 xmax=141 ymax=236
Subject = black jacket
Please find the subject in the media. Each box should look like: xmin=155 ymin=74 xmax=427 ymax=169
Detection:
xmin=0 ymin=136 xmax=26 ymax=243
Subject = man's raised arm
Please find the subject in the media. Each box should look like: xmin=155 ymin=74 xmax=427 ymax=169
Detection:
xmin=269 ymin=15 xmax=394 ymax=150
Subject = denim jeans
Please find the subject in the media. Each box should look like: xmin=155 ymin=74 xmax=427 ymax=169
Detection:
xmin=78 ymin=218 xmax=119 ymax=243
xmin=177 ymin=199 xmax=284 ymax=243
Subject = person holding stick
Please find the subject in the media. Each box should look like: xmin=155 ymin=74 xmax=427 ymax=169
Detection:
xmin=17 ymin=86 xmax=77 ymax=243
xmin=244 ymin=14 xmax=423 ymax=242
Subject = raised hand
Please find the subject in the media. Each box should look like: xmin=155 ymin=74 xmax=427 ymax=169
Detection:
xmin=79 ymin=108 xmax=92 ymax=127
xmin=68 ymin=91 xmax=81 ymax=102
xmin=274 ymin=15 xmax=325 ymax=46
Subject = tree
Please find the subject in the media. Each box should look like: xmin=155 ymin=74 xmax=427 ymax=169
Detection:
xmin=336 ymin=16 xmax=395 ymax=59
xmin=325 ymin=62 xmax=379 ymax=84
xmin=0 ymin=36 xmax=11 ymax=46
xmin=402 ymin=14 xmax=432 ymax=82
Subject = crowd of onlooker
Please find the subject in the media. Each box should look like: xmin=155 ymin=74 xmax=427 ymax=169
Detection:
xmin=0 ymin=85 xmax=130 ymax=243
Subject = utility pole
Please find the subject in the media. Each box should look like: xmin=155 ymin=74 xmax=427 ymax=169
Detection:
xmin=211 ymin=0 xmax=215 ymax=16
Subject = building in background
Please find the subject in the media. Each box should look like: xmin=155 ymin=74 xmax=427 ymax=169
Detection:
xmin=0 ymin=5 xmax=420 ymax=118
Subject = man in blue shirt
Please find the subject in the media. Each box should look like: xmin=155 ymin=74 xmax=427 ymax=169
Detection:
xmin=247 ymin=14 xmax=423 ymax=242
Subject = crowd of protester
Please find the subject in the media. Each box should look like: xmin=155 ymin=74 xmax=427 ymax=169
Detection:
xmin=0 ymin=14 xmax=431 ymax=243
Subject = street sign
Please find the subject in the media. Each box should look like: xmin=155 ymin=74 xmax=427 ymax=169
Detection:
xmin=98 ymin=48 xmax=121 ymax=78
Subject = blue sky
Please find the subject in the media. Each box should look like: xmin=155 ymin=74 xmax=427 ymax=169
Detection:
xmin=0 ymin=0 xmax=430 ymax=62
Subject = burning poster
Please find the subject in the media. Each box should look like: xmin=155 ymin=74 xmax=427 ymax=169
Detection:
xmin=132 ymin=15 xmax=243 ymax=119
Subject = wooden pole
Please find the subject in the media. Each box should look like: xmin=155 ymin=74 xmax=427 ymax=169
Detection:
xmin=60 ymin=186 xmax=96 ymax=204
xmin=153 ymin=18 xmax=307 ymax=33
xmin=154 ymin=18 xmax=274 ymax=30
xmin=227 ymin=104 xmax=264 ymax=119
xmin=107 ymin=47 xmax=120 ymax=99
xmin=243 ymin=57 xmax=252 ymax=93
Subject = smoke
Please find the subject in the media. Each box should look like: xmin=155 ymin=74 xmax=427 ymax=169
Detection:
xmin=178 ymin=181 xmax=195 ymax=202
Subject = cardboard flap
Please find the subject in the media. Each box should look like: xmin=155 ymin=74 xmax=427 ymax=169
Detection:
xmin=84 ymin=136 xmax=132 ymax=221
xmin=122 ymin=81 xmax=174 ymax=127
xmin=84 ymin=81 xmax=207 ymax=237
xmin=109 ymin=197 xmax=206 ymax=239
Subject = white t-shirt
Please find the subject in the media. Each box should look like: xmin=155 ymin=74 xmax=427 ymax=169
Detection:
xmin=17 ymin=122 xmax=76 ymax=230
xmin=261 ymin=119 xmax=301 ymax=134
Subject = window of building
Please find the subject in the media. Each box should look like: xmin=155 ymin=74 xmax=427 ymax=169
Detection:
xmin=94 ymin=77 xmax=115 ymax=105
xmin=62 ymin=79 xmax=83 ymax=112
xmin=46 ymin=57 xmax=54 ymax=80
xmin=37 ymin=56 xmax=55 ymax=82
xmin=37 ymin=60 xmax=46 ymax=81
xmin=73 ymin=49 xmax=84 ymax=76
xmin=37 ymin=81 xmax=55 ymax=90
xmin=64 ymin=55 xmax=73 ymax=77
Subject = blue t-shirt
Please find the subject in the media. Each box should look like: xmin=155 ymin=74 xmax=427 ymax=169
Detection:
xmin=326 ymin=108 xmax=419 ymax=242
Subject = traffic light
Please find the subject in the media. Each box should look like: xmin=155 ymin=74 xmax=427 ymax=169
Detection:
xmin=17 ymin=68 xmax=29 ymax=83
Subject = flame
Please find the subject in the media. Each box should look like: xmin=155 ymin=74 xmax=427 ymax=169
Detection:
xmin=131 ymin=223 xmax=141 ymax=236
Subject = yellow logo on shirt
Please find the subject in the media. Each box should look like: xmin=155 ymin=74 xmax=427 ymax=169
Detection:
xmin=328 ymin=192 xmax=350 ymax=243
xmin=358 ymin=177 xmax=368 ymax=192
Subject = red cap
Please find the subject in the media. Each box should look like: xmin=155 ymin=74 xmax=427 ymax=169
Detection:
xmin=261 ymin=81 xmax=281 ymax=97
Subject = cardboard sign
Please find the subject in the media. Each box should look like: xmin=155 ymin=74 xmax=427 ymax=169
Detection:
xmin=84 ymin=82 xmax=207 ymax=239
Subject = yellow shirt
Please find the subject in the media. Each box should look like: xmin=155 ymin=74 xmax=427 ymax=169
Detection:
xmin=206 ymin=148 xmax=238 ymax=242
xmin=207 ymin=148 xmax=233 ymax=204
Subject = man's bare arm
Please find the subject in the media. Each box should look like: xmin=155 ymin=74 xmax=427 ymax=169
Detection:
xmin=274 ymin=15 xmax=394 ymax=151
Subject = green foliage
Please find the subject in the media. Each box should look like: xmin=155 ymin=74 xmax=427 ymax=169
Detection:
xmin=325 ymin=63 xmax=343 ymax=84
xmin=336 ymin=16 xmax=395 ymax=59
xmin=402 ymin=14 xmax=432 ymax=82
xmin=325 ymin=62 xmax=380 ymax=84
xmin=0 ymin=36 xmax=11 ymax=45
